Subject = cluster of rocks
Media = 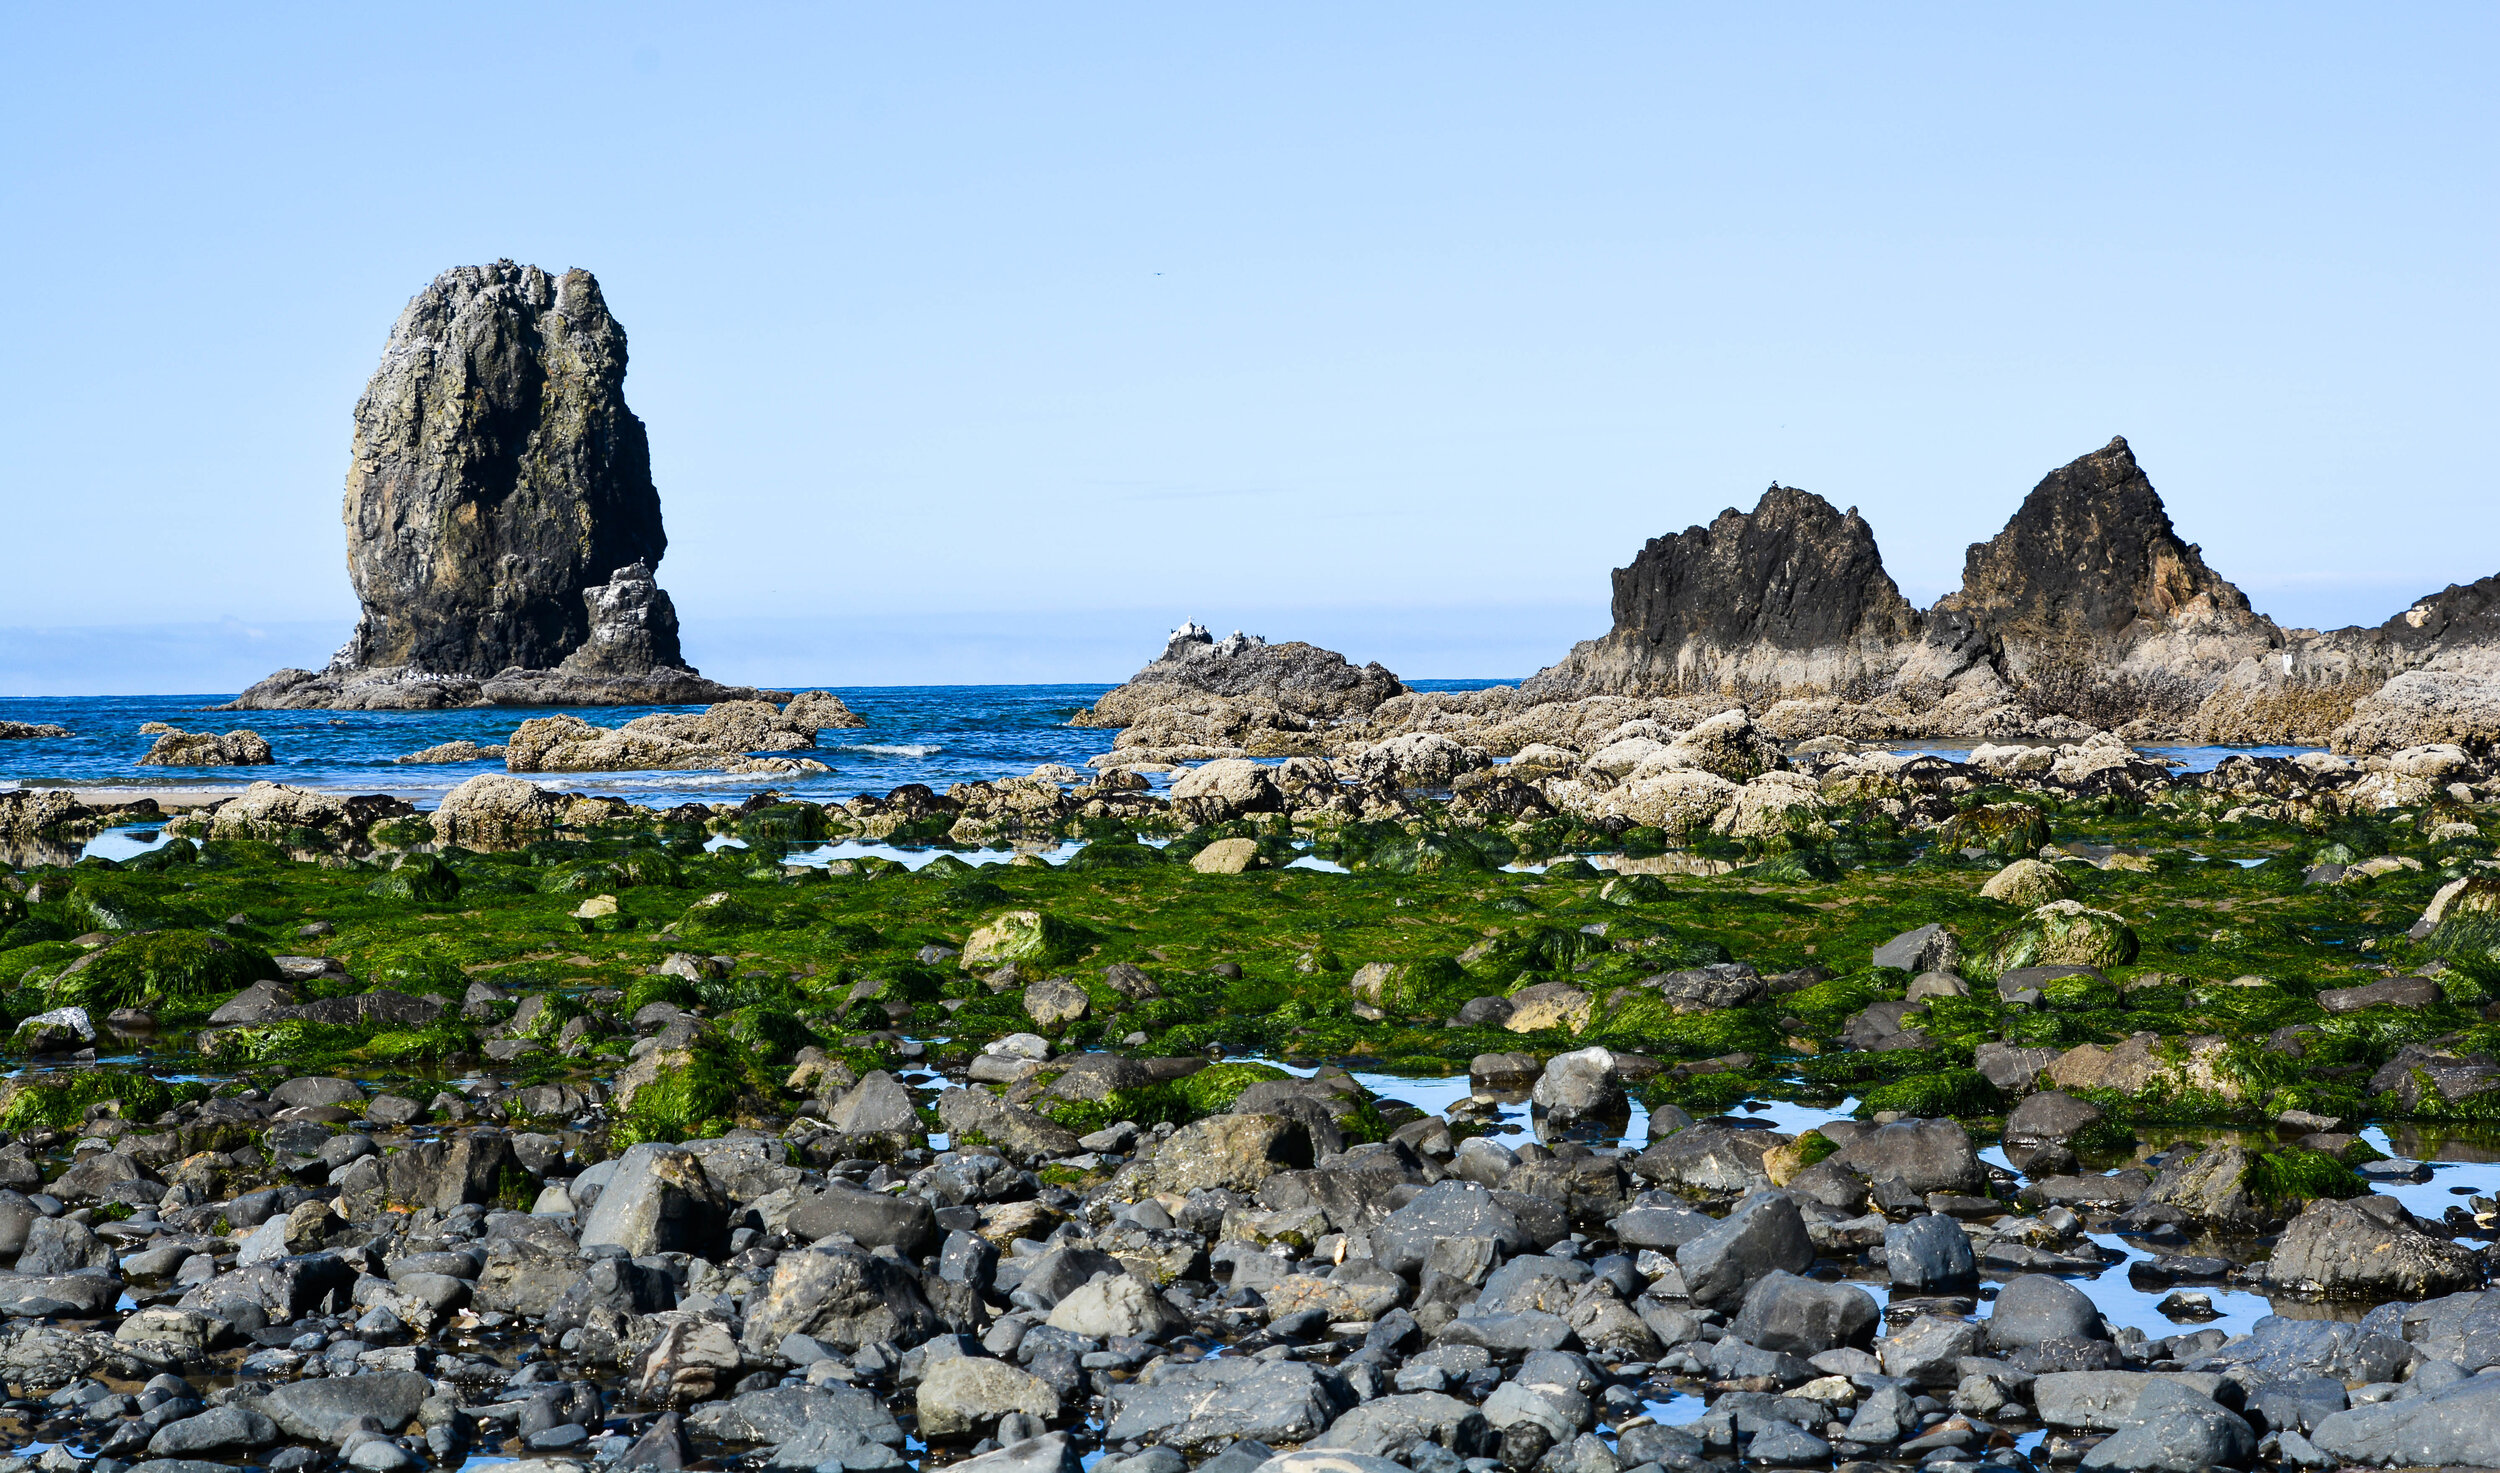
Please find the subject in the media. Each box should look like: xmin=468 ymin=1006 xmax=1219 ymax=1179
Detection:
xmin=502 ymin=695 xmax=865 ymax=776
xmin=1080 ymin=439 xmax=2500 ymax=758
xmin=8 ymin=1013 xmax=2500 ymax=1473
xmin=0 ymin=723 xmax=70 ymax=741
xmin=135 ymin=725 xmax=275 ymax=768
xmin=226 ymin=264 xmax=767 ymax=712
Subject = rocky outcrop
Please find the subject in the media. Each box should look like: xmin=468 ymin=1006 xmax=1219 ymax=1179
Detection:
xmin=503 ymin=694 xmax=861 ymax=774
xmin=1481 ymin=435 xmax=2500 ymax=749
xmin=0 ymin=722 xmax=70 ymax=740
xmin=136 ymin=728 xmax=275 ymax=767
xmin=1074 ymin=625 xmax=1407 ymax=762
xmin=1933 ymin=437 xmax=2276 ymax=708
xmin=1522 ymin=486 xmax=1920 ymax=700
xmin=228 ymin=262 xmax=761 ymax=710
xmin=1080 ymin=625 xmax=1404 ymax=728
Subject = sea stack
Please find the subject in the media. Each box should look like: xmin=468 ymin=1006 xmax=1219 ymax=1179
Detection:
xmin=1519 ymin=485 xmax=1921 ymax=699
xmin=229 ymin=262 xmax=769 ymax=710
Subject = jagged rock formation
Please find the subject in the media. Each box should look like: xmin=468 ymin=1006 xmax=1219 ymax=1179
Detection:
xmin=1496 ymin=435 xmax=2500 ymax=749
xmin=229 ymin=262 xmax=761 ymax=710
xmin=1072 ymin=625 xmax=1407 ymax=762
xmin=0 ymin=722 xmax=70 ymax=740
xmin=1521 ymin=487 xmax=1920 ymax=699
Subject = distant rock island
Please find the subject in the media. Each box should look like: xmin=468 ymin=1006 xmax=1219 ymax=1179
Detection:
xmin=1089 ymin=437 xmax=2500 ymax=756
xmin=229 ymin=262 xmax=772 ymax=710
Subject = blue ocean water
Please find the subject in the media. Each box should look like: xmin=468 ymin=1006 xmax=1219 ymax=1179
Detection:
xmin=0 ymin=680 xmax=1520 ymax=810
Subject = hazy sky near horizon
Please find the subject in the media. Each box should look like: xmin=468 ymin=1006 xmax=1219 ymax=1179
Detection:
xmin=3 ymin=5 xmax=2494 ymax=691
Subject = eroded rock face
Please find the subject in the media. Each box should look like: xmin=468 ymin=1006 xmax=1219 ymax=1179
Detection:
xmin=228 ymin=262 xmax=766 ymax=710
xmin=343 ymin=262 xmax=668 ymax=676
xmin=1934 ymin=437 xmax=2274 ymax=695
xmin=1525 ymin=485 xmax=1919 ymax=699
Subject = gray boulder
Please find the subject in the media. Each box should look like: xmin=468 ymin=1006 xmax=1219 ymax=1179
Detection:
xmin=1726 ymin=1271 xmax=1879 ymax=1356
xmin=2262 ymin=1196 xmax=2480 ymax=1299
xmin=16 ymin=1216 xmax=112 ymax=1275
xmin=2033 ymin=1372 xmax=2240 ymax=1430
xmin=1873 ymin=924 xmax=1958 ymax=973
xmin=1371 ymin=1182 xmax=1531 ymax=1275
xmin=2312 ymin=1374 xmax=2500 ymax=1468
xmin=579 ymin=1142 xmax=732 ymax=1258
xmin=1831 ymin=1117 xmax=1986 ymax=1196
xmin=741 ymin=1244 xmax=941 ymax=1356
xmin=2003 ymin=1091 xmax=2106 ymax=1146
xmin=149 ymin=1405 xmax=280 ymax=1457
xmin=1675 ymin=1191 xmax=1812 ymax=1309
xmin=2079 ymin=1382 xmax=2254 ymax=1473
xmin=1988 ymin=1274 xmax=2104 ymax=1352
xmin=1103 ymin=1359 xmax=1345 ymax=1449
xmin=785 ymin=1183 xmax=938 ymax=1255
xmin=1884 ymin=1214 xmax=1976 ymax=1291
xmin=915 ymin=1357 xmax=1060 ymax=1439
xmin=261 ymin=1371 xmax=435 ymax=1442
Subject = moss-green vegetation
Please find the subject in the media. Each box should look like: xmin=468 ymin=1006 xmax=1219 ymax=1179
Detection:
xmin=49 ymin=930 xmax=275 ymax=1013
xmin=0 ymin=770 xmax=2479 ymax=1148
xmin=0 ymin=1068 xmax=201 ymax=1131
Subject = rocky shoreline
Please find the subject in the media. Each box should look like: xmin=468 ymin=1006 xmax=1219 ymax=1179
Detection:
xmin=2 ymin=719 xmax=2500 ymax=1473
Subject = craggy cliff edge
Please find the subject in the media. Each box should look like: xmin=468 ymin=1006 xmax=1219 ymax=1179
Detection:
xmin=229 ymin=262 xmax=766 ymax=710
xmin=1088 ymin=438 xmax=2500 ymax=759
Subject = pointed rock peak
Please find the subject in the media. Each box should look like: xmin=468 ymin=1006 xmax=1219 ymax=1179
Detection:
xmin=1941 ymin=437 xmax=2265 ymax=643
xmin=1610 ymin=482 xmax=1919 ymax=653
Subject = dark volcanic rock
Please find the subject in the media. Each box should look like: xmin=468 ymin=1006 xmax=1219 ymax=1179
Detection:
xmin=1078 ymin=623 xmax=1405 ymax=727
xmin=1522 ymin=484 xmax=1919 ymax=698
xmin=228 ymin=261 xmax=767 ymax=710
xmin=343 ymin=261 xmax=668 ymax=676
xmin=1932 ymin=436 xmax=2274 ymax=696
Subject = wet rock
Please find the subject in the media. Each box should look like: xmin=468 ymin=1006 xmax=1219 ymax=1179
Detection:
xmin=1988 ymin=1275 xmax=2105 ymax=1351
xmin=1884 ymin=1213 xmax=1976 ymax=1291
xmin=17 ymin=1215 xmax=112 ymax=1274
xmin=741 ymin=1244 xmax=941 ymax=1355
xmin=1529 ymin=1047 xmax=1625 ymax=1126
xmin=1873 ymin=924 xmax=1959 ymax=973
xmin=1830 ymin=1117 xmax=1987 ymax=1196
xmin=148 ymin=1404 xmax=280 ymax=1456
xmin=1102 ymin=1358 xmax=1346 ymax=1449
xmin=261 ymin=1370 xmax=434 ymax=1442
xmin=580 ymin=1143 xmax=732 ymax=1258
xmin=2079 ymin=1380 xmax=2254 ymax=1472
xmin=2263 ymin=1196 xmax=2479 ymax=1298
xmin=2003 ymin=1091 xmax=2105 ymax=1147
xmin=2310 ymin=1372 xmax=2500 ymax=1465
xmin=1675 ymin=1190 xmax=1812 ymax=1309
xmin=1879 ymin=1314 xmax=1985 ymax=1385
xmin=1726 ymin=1270 xmax=1879 ymax=1355
xmin=1632 ymin=1124 xmax=1782 ymax=1194
xmin=2033 ymin=1371 xmax=2240 ymax=1429
xmin=1127 ymin=1114 xmax=1312 ymax=1197
xmin=786 ymin=1183 xmax=938 ymax=1254
xmin=916 ymin=1356 xmax=1060 ymax=1438
xmin=1372 ymin=1182 xmax=1533 ymax=1273
xmin=2319 ymin=976 xmax=2445 ymax=1013
xmin=950 ymin=1433 xmax=1085 ymax=1473
xmin=686 ymin=1383 xmax=902 ymax=1450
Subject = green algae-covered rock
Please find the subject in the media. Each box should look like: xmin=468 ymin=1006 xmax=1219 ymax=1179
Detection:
xmin=1348 ymin=957 xmax=1470 ymax=1016
xmin=65 ymin=879 xmax=208 ymax=933
xmin=1175 ymin=1061 xmax=1291 ymax=1115
xmin=1065 ymin=841 xmax=1166 ymax=871
xmin=365 ymin=853 xmax=462 ymax=903
xmin=679 ymin=890 xmax=769 ymax=934
xmin=1937 ymin=803 xmax=2053 ymax=860
xmin=1981 ymin=857 xmax=2074 ymax=908
xmin=960 ymin=909 xmax=1093 ymax=969
xmin=50 ymin=930 xmax=276 ymax=1012
xmin=1981 ymin=900 xmax=2138 ymax=976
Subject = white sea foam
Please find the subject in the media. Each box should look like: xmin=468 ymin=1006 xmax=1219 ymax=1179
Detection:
xmin=837 ymin=743 xmax=943 ymax=758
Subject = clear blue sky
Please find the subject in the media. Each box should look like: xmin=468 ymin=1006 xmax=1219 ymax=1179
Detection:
xmin=3 ymin=5 xmax=2493 ymax=693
